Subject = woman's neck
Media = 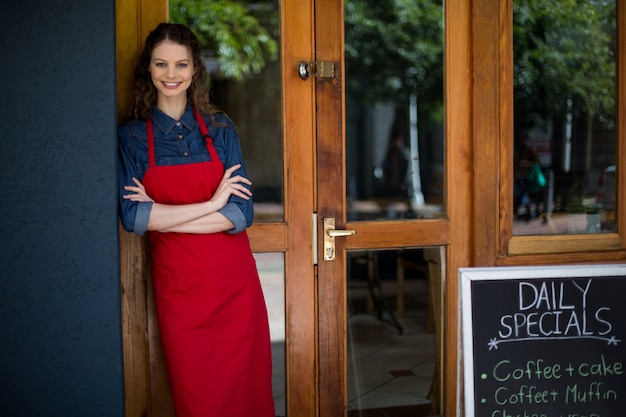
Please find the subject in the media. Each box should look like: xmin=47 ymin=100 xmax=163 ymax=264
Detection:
xmin=156 ymin=96 xmax=187 ymax=120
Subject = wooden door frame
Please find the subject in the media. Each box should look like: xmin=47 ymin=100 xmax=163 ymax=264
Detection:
xmin=116 ymin=1 xmax=317 ymax=416
xmin=471 ymin=0 xmax=626 ymax=265
xmin=116 ymin=2 xmax=167 ymax=416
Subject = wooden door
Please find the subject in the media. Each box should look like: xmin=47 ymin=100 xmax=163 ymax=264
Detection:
xmin=117 ymin=1 xmax=472 ymax=416
xmin=313 ymin=1 xmax=471 ymax=416
xmin=116 ymin=1 xmax=317 ymax=416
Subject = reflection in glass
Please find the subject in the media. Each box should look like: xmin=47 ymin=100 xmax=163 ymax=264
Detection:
xmin=513 ymin=0 xmax=616 ymax=235
xmin=345 ymin=1 xmax=445 ymax=222
xmin=347 ymin=248 xmax=441 ymax=414
xmin=171 ymin=0 xmax=284 ymax=222
xmin=254 ymin=252 xmax=286 ymax=416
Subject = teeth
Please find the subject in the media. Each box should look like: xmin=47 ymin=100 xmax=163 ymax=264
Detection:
xmin=164 ymin=82 xmax=179 ymax=87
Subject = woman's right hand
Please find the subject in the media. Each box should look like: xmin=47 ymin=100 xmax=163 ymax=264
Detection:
xmin=209 ymin=164 xmax=252 ymax=209
xmin=123 ymin=177 xmax=155 ymax=203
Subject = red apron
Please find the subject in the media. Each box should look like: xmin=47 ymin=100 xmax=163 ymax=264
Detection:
xmin=142 ymin=109 xmax=275 ymax=417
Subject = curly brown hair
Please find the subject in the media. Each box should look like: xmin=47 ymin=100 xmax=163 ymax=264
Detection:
xmin=124 ymin=23 xmax=218 ymax=122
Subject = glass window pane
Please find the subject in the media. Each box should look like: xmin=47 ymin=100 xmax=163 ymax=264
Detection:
xmin=172 ymin=0 xmax=284 ymax=222
xmin=513 ymin=0 xmax=616 ymax=235
xmin=255 ymin=252 xmax=286 ymax=416
xmin=347 ymin=248 xmax=442 ymax=414
xmin=345 ymin=1 xmax=445 ymax=222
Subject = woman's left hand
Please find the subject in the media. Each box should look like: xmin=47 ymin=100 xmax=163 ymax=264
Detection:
xmin=208 ymin=164 xmax=252 ymax=209
xmin=123 ymin=177 xmax=154 ymax=202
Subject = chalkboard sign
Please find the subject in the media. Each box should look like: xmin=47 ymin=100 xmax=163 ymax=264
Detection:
xmin=460 ymin=265 xmax=626 ymax=417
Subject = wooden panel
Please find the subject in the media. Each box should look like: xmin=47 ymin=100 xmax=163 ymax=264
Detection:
xmin=445 ymin=0 xmax=473 ymax=415
xmin=472 ymin=0 xmax=501 ymax=266
xmin=507 ymin=233 xmax=624 ymax=256
xmin=346 ymin=220 xmax=449 ymax=250
xmin=281 ymin=1 xmax=318 ymax=416
xmin=116 ymin=1 xmax=138 ymax=119
xmin=314 ymin=0 xmax=346 ymax=415
xmin=498 ymin=0 xmax=514 ymax=258
xmin=118 ymin=224 xmax=149 ymax=417
xmin=248 ymin=222 xmax=288 ymax=252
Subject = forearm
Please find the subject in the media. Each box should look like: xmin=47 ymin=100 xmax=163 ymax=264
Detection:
xmin=147 ymin=200 xmax=222 ymax=232
xmin=160 ymin=212 xmax=234 ymax=234
xmin=126 ymin=165 xmax=251 ymax=234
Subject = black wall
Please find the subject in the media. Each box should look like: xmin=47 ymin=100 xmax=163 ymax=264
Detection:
xmin=0 ymin=1 xmax=123 ymax=416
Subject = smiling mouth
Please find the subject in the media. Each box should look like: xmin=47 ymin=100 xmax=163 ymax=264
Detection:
xmin=162 ymin=82 xmax=181 ymax=89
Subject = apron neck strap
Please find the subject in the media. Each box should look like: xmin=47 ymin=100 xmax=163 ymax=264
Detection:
xmin=146 ymin=119 xmax=156 ymax=167
xmin=192 ymin=107 xmax=220 ymax=161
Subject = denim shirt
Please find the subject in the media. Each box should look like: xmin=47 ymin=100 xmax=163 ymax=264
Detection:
xmin=118 ymin=105 xmax=253 ymax=236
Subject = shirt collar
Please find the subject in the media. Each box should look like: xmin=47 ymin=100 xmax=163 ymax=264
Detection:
xmin=151 ymin=104 xmax=195 ymax=134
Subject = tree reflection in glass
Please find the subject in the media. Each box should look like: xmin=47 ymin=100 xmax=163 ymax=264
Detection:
xmin=513 ymin=0 xmax=616 ymax=235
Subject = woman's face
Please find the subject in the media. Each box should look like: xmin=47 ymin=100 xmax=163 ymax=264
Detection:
xmin=150 ymin=40 xmax=195 ymax=101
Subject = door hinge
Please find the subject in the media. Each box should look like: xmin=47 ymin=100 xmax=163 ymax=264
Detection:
xmin=312 ymin=213 xmax=318 ymax=265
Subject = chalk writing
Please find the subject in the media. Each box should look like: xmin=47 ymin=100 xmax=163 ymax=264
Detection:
xmin=479 ymin=356 xmax=622 ymax=417
xmin=488 ymin=280 xmax=619 ymax=349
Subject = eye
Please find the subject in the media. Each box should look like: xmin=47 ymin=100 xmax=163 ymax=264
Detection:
xmin=154 ymin=62 xmax=166 ymax=68
xmin=177 ymin=63 xmax=188 ymax=68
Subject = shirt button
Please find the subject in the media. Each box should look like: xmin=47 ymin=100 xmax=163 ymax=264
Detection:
xmin=183 ymin=151 xmax=189 ymax=157
xmin=176 ymin=122 xmax=181 ymax=127
xmin=178 ymin=134 xmax=184 ymax=140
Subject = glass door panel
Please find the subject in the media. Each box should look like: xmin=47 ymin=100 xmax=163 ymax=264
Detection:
xmin=172 ymin=0 xmax=285 ymax=223
xmin=347 ymin=247 xmax=442 ymax=415
xmin=255 ymin=252 xmax=286 ymax=416
xmin=512 ymin=0 xmax=617 ymax=235
xmin=345 ymin=0 xmax=445 ymax=222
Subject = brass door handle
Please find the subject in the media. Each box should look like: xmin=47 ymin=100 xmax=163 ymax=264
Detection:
xmin=327 ymin=229 xmax=356 ymax=238
xmin=323 ymin=218 xmax=355 ymax=261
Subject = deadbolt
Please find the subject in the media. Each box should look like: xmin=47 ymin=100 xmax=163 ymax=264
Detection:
xmin=298 ymin=61 xmax=335 ymax=80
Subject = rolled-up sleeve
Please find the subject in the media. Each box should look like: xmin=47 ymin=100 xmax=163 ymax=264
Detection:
xmin=118 ymin=123 xmax=152 ymax=236
xmin=132 ymin=201 xmax=153 ymax=236
xmin=218 ymin=202 xmax=248 ymax=234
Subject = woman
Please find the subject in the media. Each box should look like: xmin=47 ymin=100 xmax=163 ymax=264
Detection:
xmin=118 ymin=23 xmax=275 ymax=417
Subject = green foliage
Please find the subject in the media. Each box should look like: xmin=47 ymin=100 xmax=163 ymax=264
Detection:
xmin=513 ymin=0 xmax=616 ymax=127
xmin=170 ymin=0 xmax=279 ymax=80
xmin=344 ymin=0 xmax=443 ymax=106
xmin=567 ymin=193 xmax=601 ymax=214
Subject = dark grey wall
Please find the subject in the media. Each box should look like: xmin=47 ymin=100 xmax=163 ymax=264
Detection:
xmin=0 ymin=1 xmax=123 ymax=416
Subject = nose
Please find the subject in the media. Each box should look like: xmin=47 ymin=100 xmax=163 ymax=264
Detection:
xmin=166 ymin=66 xmax=176 ymax=78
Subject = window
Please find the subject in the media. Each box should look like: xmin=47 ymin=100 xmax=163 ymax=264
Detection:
xmin=512 ymin=0 xmax=617 ymax=237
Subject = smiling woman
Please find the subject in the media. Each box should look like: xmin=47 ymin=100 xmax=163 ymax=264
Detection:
xmin=117 ymin=22 xmax=275 ymax=417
